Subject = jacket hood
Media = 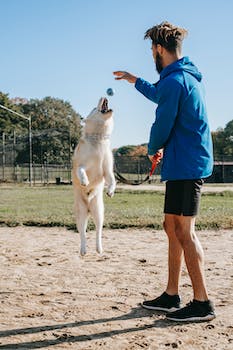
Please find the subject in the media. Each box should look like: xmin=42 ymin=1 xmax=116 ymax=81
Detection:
xmin=160 ymin=56 xmax=202 ymax=82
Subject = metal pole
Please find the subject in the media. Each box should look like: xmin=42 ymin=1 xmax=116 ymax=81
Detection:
xmin=0 ymin=104 xmax=29 ymax=121
xmin=0 ymin=103 xmax=32 ymax=186
xmin=2 ymin=132 xmax=5 ymax=181
xmin=68 ymin=117 xmax=71 ymax=183
xmin=28 ymin=117 xmax=33 ymax=186
xmin=12 ymin=130 xmax=16 ymax=163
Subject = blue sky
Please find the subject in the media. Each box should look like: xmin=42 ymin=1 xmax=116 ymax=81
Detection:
xmin=1 ymin=0 xmax=233 ymax=149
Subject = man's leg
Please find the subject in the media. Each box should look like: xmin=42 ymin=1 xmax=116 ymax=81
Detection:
xmin=166 ymin=214 xmax=215 ymax=322
xmin=141 ymin=214 xmax=182 ymax=312
xmin=173 ymin=215 xmax=208 ymax=301
xmin=163 ymin=214 xmax=183 ymax=296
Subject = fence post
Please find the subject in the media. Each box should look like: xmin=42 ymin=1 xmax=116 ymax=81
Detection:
xmin=2 ymin=133 xmax=5 ymax=181
xmin=28 ymin=116 xmax=33 ymax=186
xmin=13 ymin=130 xmax=16 ymax=181
xmin=221 ymin=155 xmax=225 ymax=183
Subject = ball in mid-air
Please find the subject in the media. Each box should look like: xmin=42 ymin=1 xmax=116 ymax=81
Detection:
xmin=106 ymin=88 xmax=114 ymax=96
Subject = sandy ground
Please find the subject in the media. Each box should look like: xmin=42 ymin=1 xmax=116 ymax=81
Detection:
xmin=0 ymin=226 xmax=232 ymax=350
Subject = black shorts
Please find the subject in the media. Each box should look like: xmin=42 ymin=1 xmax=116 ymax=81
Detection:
xmin=164 ymin=179 xmax=204 ymax=216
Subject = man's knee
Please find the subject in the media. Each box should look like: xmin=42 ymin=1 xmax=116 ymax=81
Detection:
xmin=163 ymin=218 xmax=176 ymax=238
xmin=174 ymin=217 xmax=196 ymax=245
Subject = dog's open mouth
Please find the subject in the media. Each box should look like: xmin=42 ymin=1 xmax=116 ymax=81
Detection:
xmin=101 ymin=98 xmax=112 ymax=113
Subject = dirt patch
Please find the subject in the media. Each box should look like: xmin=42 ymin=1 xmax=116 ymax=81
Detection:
xmin=0 ymin=227 xmax=232 ymax=349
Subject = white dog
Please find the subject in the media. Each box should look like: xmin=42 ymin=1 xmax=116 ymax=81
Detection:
xmin=72 ymin=97 xmax=116 ymax=255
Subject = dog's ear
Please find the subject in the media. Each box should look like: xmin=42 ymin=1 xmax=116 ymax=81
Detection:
xmin=86 ymin=107 xmax=97 ymax=119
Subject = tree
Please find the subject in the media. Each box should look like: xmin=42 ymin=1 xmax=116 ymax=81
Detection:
xmin=212 ymin=129 xmax=225 ymax=158
xmin=15 ymin=96 xmax=82 ymax=164
xmin=114 ymin=144 xmax=147 ymax=157
xmin=0 ymin=92 xmax=26 ymax=134
xmin=212 ymin=120 xmax=233 ymax=159
xmin=224 ymin=120 xmax=233 ymax=156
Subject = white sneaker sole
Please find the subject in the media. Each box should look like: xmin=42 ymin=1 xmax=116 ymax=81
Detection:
xmin=141 ymin=304 xmax=180 ymax=312
xmin=166 ymin=314 xmax=216 ymax=322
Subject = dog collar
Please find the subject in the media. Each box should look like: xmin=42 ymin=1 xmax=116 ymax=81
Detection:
xmin=84 ymin=133 xmax=110 ymax=143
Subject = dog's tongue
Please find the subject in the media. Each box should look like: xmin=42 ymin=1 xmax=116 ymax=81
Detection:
xmin=101 ymin=98 xmax=108 ymax=113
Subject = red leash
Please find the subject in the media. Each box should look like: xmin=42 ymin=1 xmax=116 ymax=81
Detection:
xmin=114 ymin=151 xmax=163 ymax=185
xmin=149 ymin=152 xmax=163 ymax=177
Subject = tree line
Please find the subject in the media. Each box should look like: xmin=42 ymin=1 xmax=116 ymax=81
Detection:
xmin=0 ymin=92 xmax=82 ymax=164
xmin=1 ymin=90 xmax=233 ymax=164
xmin=114 ymin=123 xmax=233 ymax=160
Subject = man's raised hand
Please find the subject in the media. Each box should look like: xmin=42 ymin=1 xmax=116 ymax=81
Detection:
xmin=113 ymin=71 xmax=137 ymax=84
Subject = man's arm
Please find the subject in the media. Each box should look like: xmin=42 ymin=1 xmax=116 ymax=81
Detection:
xmin=113 ymin=71 xmax=137 ymax=83
xmin=148 ymin=79 xmax=182 ymax=155
xmin=135 ymin=78 xmax=159 ymax=103
xmin=113 ymin=71 xmax=182 ymax=158
xmin=114 ymin=71 xmax=158 ymax=103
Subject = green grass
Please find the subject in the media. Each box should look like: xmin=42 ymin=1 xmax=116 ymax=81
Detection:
xmin=0 ymin=185 xmax=233 ymax=230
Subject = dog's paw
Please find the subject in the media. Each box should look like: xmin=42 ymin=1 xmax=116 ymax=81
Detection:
xmin=106 ymin=185 xmax=115 ymax=198
xmin=80 ymin=247 xmax=87 ymax=256
xmin=106 ymin=190 xmax=114 ymax=198
xmin=80 ymin=180 xmax=89 ymax=187
xmin=96 ymin=245 xmax=103 ymax=255
xmin=80 ymin=175 xmax=89 ymax=187
xmin=78 ymin=168 xmax=89 ymax=187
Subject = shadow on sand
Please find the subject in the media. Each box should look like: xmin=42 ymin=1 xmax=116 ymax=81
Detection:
xmin=0 ymin=306 xmax=174 ymax=349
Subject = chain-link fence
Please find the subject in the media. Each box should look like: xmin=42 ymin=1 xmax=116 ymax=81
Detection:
xmin=0 ymin=129 xmax=73 ymax=184
xmin=114 ymin=154 xmax=162 ymax=184
xmin=1 ymin=131 xmax=233 ymax=184
xmin=0 ymin=163 xmax=71 ymax=185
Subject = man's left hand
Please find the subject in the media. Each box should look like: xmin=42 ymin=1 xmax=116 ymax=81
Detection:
xmin=148 ymin=149 xmax=163 ymax=163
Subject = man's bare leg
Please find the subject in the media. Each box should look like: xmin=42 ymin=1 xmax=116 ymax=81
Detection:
xmin=163 ymin=214 xmax=183 ymax=296
xmin=141 ymin=213 xmax=182 ymax=311
xmin=173 ymin=215 xmax=208 ymax=301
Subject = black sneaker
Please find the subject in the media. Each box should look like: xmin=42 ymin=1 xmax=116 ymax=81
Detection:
xmin=166 ymin=299 xmax=216 ymax=322
xmin=141 ymin=292 xmax=181 ymax=312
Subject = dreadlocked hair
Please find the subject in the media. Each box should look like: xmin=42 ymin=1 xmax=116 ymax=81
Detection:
xmin=144 ymin=21 xmax=188 ymax=53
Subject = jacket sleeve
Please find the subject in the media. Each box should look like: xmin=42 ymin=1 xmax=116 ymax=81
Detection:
xmin=135 ymin=78 xmax=159 ymax=103
xmin=147 ymin=79 xmax=182 ymax=155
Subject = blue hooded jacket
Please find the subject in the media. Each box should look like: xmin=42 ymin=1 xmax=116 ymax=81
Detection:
xmin=135 ymin=56 xmax=213 ymax=181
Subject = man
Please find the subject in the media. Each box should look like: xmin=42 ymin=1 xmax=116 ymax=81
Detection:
xmin=114 ymin=21 xmax=215 ymax=322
